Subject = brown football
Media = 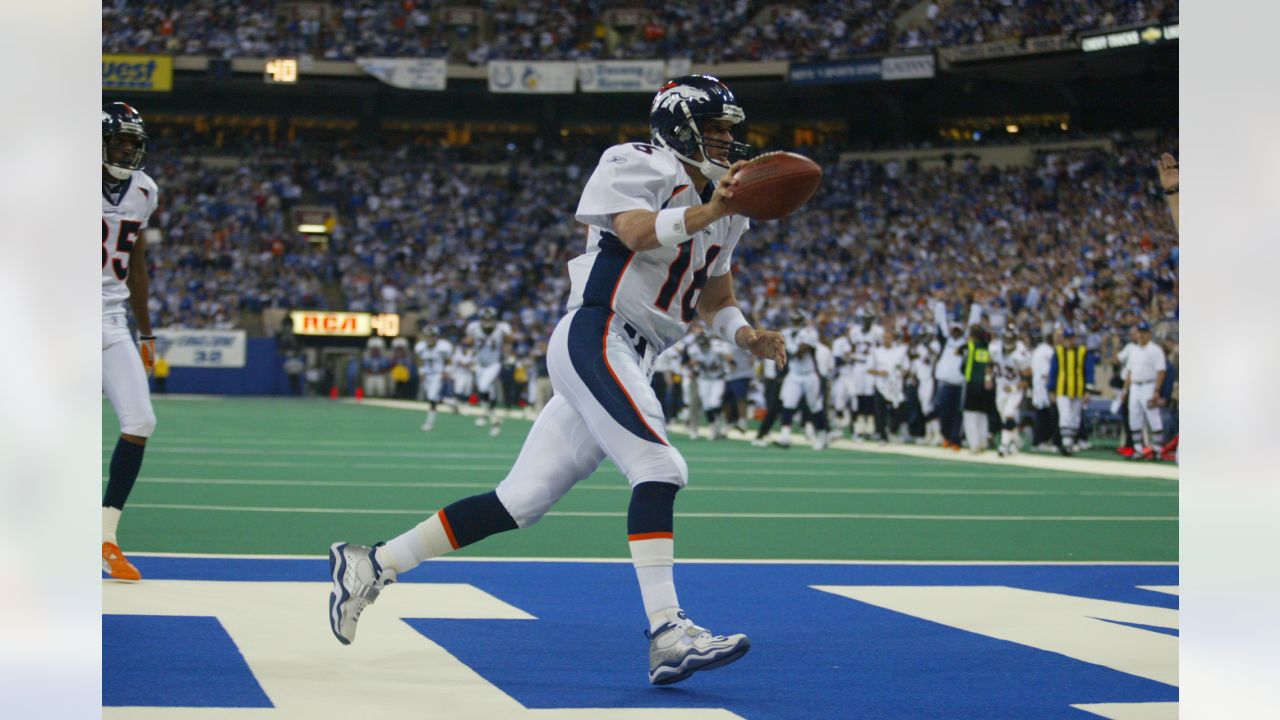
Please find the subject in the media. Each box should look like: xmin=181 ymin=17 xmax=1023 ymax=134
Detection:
xmin=724 ymin=151 xmax=823 ymax=221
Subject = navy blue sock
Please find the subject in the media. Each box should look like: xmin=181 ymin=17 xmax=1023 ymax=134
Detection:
xmin=439 ymin=491 xmax=518 ymax=548
xmin=103 ymin=437 xmax=146 ymax=510
xmin=627 ymin=481 xmax=678 ymax=537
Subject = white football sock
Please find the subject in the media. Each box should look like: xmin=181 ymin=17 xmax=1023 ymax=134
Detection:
xmin=376 ymin=512 xmax=456 ymax=574
xmin=629 ymin=537 xmax=678 ymax=630
xmin=103 ymin=506 xmax=122 ymax=544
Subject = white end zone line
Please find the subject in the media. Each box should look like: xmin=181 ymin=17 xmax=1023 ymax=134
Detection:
xmin=350 ymin=397 xmax=1179 ymax=481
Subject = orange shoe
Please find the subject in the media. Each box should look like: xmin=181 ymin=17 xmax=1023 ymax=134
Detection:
xmin=102 ymin=542 xmax=141 ymax=581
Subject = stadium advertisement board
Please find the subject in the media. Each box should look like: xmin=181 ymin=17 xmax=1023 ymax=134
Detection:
xmin=355 ymin=57 xmax=447 ymax=90
xmin=577 ymin=60 xmax=665 ymax=92
xmin=154 ymin=329 xmax=246 ymax=368
xmin=1081 ymin=22 xmax=1180 ymax=52
xmin=487 ymin=61 xmax=576 ymax=93
xmin=290 ymin=310 xmax=401 ymax=337
xmin=789 ymin=58 xmax=884 ymax=85
xmin=881 ymin=54 xmax=936 ymax=80
xmin=102 ymin=54 xmax=173 ymax=92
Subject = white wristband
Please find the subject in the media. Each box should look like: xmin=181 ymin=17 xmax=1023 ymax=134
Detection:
xmin=712 ymin=306 xmax=751 ymax=346
xmin=655 ymin=207 xmax=694 ymax=247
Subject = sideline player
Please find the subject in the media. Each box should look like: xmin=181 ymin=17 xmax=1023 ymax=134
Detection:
xmin=989 ymin=325 xmax=1032 ymax=456
xmin=774 ymin=314 xmax=828 ymax=450
xmin=414 ymin=324 xmax=453 ymax=431
xmin=1122 ymin=321 xmax=1167 ymax=460
xmin=848 ymin=313 xmax=884 ymax=440
xmin=101 ymin=102 xmax=160 ymax=581
xmin=329 ymin=75 xmax=786 ymax=685
xmin=467 ymin=307 xmax=512 ymax=437
xmin=685 ymin=333 xmax=731 ymax=440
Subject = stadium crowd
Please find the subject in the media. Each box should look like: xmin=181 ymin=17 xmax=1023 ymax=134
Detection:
xmin=103 ymin=0 xmax=1176 ymax=63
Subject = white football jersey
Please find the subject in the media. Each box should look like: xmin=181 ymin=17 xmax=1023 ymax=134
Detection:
xmin=848 ymin=325 xmax=885 ymax=363
xmin=990 ymin=343 xmax=1032 ymax=384
xmin=415 ymin=338 xmax=454 ymax=376
xmin=831 ymin=336 xmax=857 ymax=378
xmin=449 ymin=346 xmax=475 ymax=372
xmin=102 ymin=170 xmax=159 ymax=318
xmin=571 ymin=142 xmax=750 ymax=355
xmin=466 ymin=321 xmax=512 ymax=366
xmin=685 ymin=340 xmax=731 ymax=380
xmin=786 ymin=327 xmax=820 ymax=377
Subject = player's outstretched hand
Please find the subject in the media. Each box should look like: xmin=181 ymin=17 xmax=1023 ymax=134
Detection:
xmin=138 ymin=335 xmax=156 ymax=377
xmin=1156 ymin=153 xmax=1178 ymax=191
xmin=738 ymin=328 xmax=787 ymax=369
xmin=708 ymin=160 xmax=750 ymax=218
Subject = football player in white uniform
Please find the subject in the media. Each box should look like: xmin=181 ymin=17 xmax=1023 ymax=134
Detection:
xmin=447 ymin=340 xmax=474 ymax=407
xmin=329 ymin=75 xmax=786 ymax=685
xmin=685 ymin=333 xmax=732 ymax=440
xmin=988 ymin=325 xmax=1032 ymax=456
xmin=414 ymin=324 xmax=454 ymax=431
xmin=101 ymin=103 xmax=160 ymax=582
xmin=868 ymin=326 xmax=910 ymax=443
xmin=829 ymin=328 xmax=858 ymax=438
xmin=775 ymin=316 xmax=830 ymax=450
xmin=466 ymin=307 xmax=513 ymax=436
xmin=848 ymin=313 xmax=884 ymax=439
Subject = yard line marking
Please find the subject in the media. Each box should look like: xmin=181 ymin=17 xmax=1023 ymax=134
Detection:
xmin=128 ymin=503 xmax=1176 ymax=521
xmin=117 ymin=476 xmax=1177 ymax=498
xmin=118 ymin=455 xmax=1157 ymax=482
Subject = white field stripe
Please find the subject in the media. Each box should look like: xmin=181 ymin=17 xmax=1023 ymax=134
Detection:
xmin=127 ymin=503 xmax=1176 ymax=521
xmin=120 ymin=455 xmax=1157 ymax=482
xmin=346 ymin=397 xmax=1181 ymax=481
xmin=128 ymin=551 xmax=1179 ymax=566
xmin=116 ymin=476 xmax=1177 ymax=498
xmin=112 ymin=444 xmax=905 ymax=466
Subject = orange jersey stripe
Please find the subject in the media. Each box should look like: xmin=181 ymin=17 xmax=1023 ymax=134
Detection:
xmin=628 ymin=531 xmax=674 ymax=542
xmin=437 ymin=509 xmax=460 ymax=550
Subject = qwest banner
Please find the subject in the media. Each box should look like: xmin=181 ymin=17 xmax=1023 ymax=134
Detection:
xmin=102 ymin=54 xmax=173 ymax=92
xmin=355 ymin=57 xmax=447 ymax=90
xmin=155 ymin=329 xmax=247 ymax=368
xmin=578 ymin=60 xmax=666 ymax=92
xmin=487 ymin=61 xmax=576 ymax=93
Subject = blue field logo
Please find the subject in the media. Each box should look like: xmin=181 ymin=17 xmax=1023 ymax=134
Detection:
xmin=104 ymin=557 xmax=1178 ymax=719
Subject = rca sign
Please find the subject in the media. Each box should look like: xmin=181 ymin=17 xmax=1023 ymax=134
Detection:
xmin=290 ymin=311 xmax=400 ymax=337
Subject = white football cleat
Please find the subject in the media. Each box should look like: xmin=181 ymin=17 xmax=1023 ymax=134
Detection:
xmin=328 ymin=542 xmax=396 ymax=645
xmin=475 ymin=417 xmax=487 ymax=427
xmin=750 ymin=438 xmax=768 ymax=448
xmin=489 ymin=424 xmax=502 ymax=438
xmin=421 ymin=421 xmax=434 ymax=431
xmin=647 ymin=611 xmax=750 ymax=685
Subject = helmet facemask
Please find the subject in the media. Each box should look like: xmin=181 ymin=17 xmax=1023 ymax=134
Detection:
xmin=103 ymin=124 xmax=147 ymax=180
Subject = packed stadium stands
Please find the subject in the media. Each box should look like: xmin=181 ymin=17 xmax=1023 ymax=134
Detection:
xmin=103 ymin=0 xmax=1177 ymax=63
xmin=143 ymin=128 xmax=1178 ymax=359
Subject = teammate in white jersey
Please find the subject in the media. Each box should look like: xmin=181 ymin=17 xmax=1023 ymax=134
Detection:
xmin=329 ymin=76 xmax=787 ymax=685
xmin=101 ymin=103 xmax=160 ymax=582
xmin=988 ymin=325 xmax=1032 ymax=456
xmin=447 ymin=341 xmax=474 ymax=406
xmin=776 ymin=316 xmax=830 ymax=450
xmin=685 ymin=334 xmax=732 ymax=439
xmin=414 ymin=324 xmax=454 ymax=431
xmin=848 ymin=314 xmax=885 ymax=439
xmin=466 ymin=307 xmax=513 ymax=436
